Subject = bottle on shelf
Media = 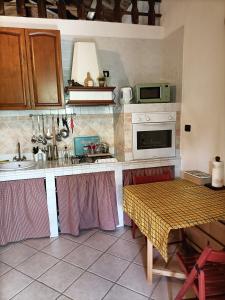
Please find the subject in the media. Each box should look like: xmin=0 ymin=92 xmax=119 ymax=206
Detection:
xmin=84 ymin=72 xmax=94 ymax=87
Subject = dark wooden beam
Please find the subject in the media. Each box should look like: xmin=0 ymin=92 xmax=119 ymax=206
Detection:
xmin=57 ymin=0 xmax=67 ymax=19
xmin=148 ymin=0 xmax=155 ymax=25
xmin=25 ymin=6 xmax=32 ymax=17
xmin=114 ymin=0 xmax=121 ymax=22
xmin=77 ymin=0 xmax=85 ymax=19
xmin=37 ymin=0 xmax=47 ymax=18
xmin=16 ymin=0 xmax=26 ymax=16
xmin=0 ymin=0 xmax=4 ymax=15
xmin=96 ymin=0 xmax=103 ymax=21
xmin=131 ymin=0 xmax=138 ymax=24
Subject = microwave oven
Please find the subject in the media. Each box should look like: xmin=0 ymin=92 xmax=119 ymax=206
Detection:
xmin=134 ymin=83 xmax=170 ymax=103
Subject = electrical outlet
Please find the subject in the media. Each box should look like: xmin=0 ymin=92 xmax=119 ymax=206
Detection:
xmin=103 ymin=70 xmax=109 ymax=77
xmin=185 ymin=124 xmax=191 ymax=132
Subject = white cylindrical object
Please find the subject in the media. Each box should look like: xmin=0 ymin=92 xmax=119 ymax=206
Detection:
xmin=212 ymin=161 xmax=224 ymax=188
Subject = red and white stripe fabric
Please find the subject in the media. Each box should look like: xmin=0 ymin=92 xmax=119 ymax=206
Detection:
xmin=0 ymin=178 xmax=50 ymax=245
xmin=56 ymin=171 xmax=119 ymax=236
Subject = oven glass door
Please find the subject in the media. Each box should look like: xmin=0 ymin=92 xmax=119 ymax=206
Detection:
xmin=133 ymin=122 xmax=176 ymax=159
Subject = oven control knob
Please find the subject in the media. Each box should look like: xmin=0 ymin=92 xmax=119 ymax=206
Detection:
xmin=146 ymin=115 xmax=151 ymax=121
xmin=168 ymin=115 xmax=174 ymax=120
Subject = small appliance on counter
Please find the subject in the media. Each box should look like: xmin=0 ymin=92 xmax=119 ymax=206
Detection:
xmin=133 ymin=83 xmax=171 ymax=103
xmin=120 ymin=87 xmax=133 ymax=104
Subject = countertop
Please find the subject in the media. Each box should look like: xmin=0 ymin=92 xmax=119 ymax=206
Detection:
xmin=0 ymin=156 xmax=181 ymax=182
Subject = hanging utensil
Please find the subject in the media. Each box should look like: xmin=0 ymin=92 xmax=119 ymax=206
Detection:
xmin=37 ymin=115 xmax=44 ymax=144
xmin=60 ymin=115 xmax=69 ymax=139
xmin=70 ymin=114 xmax=74 ymax=134
xmin=45 ymin=115 xmax=53 ymax=140
xmin=41 ymin=115 xmax=47 ymax=145
xmin=55 ymin=113 xmax=62 ymax=142
xmin=31 ymin=115 xmax=37 ymax=143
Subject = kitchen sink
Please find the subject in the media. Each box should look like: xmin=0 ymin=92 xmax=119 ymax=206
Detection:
xmin=0 ymin=160 xmax=36 ymax=171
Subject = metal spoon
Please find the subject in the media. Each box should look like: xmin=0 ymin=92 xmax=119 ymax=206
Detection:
xmin=60 ymin=115 xmax=69 ymax=139
xmin=45 ymin=115 xmax=53 ymax=140
xmin=31 ymin=115 xmax=37 ymax=144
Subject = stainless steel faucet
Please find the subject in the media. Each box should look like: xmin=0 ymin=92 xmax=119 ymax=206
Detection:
xmin=13 ymin=142 xmax=26 ymax=161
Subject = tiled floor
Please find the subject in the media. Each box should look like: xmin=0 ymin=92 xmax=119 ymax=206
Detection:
xmin=0 ymin=227 xmax=194 ymax=300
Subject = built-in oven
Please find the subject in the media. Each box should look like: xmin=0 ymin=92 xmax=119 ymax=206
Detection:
xmin=132 ymin=112 xmax=176 ymax=159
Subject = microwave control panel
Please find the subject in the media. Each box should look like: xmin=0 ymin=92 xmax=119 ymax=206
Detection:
xmin=132 ymin=112 xmax=176 ymax=124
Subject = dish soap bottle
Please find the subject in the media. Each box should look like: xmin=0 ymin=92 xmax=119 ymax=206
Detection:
xmin=212 ymin=156 xmax=224 ymax=188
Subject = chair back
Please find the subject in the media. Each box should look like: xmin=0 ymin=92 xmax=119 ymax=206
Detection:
xmin=175 ymin=246 xmax=225 ymax=300
xmin=133 ymin=172 xmax=172 ymax=185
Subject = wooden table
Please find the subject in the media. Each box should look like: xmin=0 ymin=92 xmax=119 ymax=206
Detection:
xmin=123 ymin=179 xmax=225 ymax=283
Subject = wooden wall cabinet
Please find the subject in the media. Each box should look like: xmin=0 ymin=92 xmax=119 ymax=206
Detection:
xmin=0 ymin=27 xmax=64 ymax=110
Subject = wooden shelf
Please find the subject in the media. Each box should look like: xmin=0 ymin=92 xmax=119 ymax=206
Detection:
xmin=65 ymin=86 xmax=115 ymax=92
xmin=67 ymin=100 xmax=115 ymax=106
xmin=65 ymin=86 xmax=116 ymax=106
xmin=86 ymin=153 xmax=112 ymax=158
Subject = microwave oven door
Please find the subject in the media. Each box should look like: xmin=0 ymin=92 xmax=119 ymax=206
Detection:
xmin=133 ymin=122 xmax=176 ymax=159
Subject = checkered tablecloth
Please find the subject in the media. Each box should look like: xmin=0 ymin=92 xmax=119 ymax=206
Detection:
xmin=123 ymin=179 xmax=225 ymax=261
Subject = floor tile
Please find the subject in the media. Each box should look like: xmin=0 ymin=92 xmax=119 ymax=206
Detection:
xmin=103 ymin=284 xmax=148 ymax=300
xmin=107 ymin=239 xmax=143 ymax=261
xmin=120 ymin=228 xmax=146 ymax=245
xmin=133 ymin=246 xmax=147 ymax=266
xmin=0 ymin=243 xmax=12 ymax=254
xmin=150 ymin=277 xmax=195 ymax=300
xmin=38 ymin=261 xmax=83 ymax=293
xmin=101 ymin=226 xmax=128 ymax=238
xmin=166 ymin=254 xmax=181 ymax=273
xmin=22 ymin=237 xmax=58 ymax=250
xmin=16 ymin=252 xmax=59 ymax=279
xmin=12 ymin=281 xmax=59 ymax=300
xmin=57 ymin=296 xmax=72 ymax=300
xmin=42 ymin=237 xmax=79 ymax=259
xmin=61 ymin=229 xmax=97 ymax=244
xmin=88 ymin=253 xmax=130 ymax=282
xmin=84 ymin=232 xmax=117 ymax=252
xmin=0 ymin=261 xmax=12 ymax=276
xmin=0 ymin=269 xmax=33 ymax=300
xmin=118 ymin=263 xmax=160 ymax=297
xmin=0 ymin=243 xmax=37 ymax=267
xmin=64 ymin=272 xmax=113 ymax=300
xmin=63 ymin=244 xmax=102 ymax=269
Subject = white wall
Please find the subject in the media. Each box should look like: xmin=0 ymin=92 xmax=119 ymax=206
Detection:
xmin=162 ymin=0 xmax=225 ymax=173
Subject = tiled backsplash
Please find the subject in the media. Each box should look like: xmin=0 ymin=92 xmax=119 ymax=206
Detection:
xmin=0 ymin=112 xmax=114 ymax=160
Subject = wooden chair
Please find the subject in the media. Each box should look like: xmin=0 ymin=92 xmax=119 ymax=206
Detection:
xmin=131 ymin=172 xmax=172 ymax=239
xmin=175 ymin=246 xmax=225 ymax=300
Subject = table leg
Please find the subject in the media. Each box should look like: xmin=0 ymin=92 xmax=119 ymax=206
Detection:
xmin=147 ymin=239 xmax=153 ymax=283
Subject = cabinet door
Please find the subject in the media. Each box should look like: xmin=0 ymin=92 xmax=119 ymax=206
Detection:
xmin=25 ymin=29 xmax=64 ymax=108
xmin=0 ymin=28 xmax=31 ymax=109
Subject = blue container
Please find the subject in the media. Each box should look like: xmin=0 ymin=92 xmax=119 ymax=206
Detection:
xmin=74 ymin=136 xmax=100 ymax=156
